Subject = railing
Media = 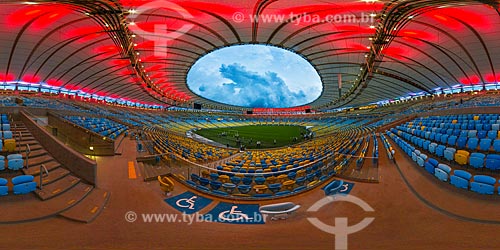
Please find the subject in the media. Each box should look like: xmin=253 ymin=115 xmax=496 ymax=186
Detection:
xmin=38 ymin=164 xmax=49 ymax=190
xmin=24 ymin=144 xmax=31 ymax=169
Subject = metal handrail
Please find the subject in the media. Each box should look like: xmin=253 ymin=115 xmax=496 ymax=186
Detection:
xmin=25 ymin=144 xmax=31 ymax=169
xmin=39 ymin=164 xmax=49 ymax=190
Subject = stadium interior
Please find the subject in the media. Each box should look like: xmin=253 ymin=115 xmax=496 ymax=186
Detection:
xmin=0 ymin=0 xmax=499 ymax=249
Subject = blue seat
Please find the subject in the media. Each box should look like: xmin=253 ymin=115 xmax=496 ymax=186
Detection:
xmin=268 ymin=183 xmax=282 ymax=193
xmin=0 ymin=155 xmax=4 ymax=171
xmin=275 ymin=190 xmax=292 ymax=196
xmin=468 ymin=130 xmax=477 ymax=138
xmin=450 ymin=170 xmax=472 ymax=190
xmin=435 ymin=145 xmax=446 ymax=157
xmin=447 ymin=136 xmax=457 ymax=146
xmin=459 ymin=131 xmax=468 ymax=138
xmin=8 ymin=159 xmax=23 ymax=171
xmin=435 ymin=133 xmax=442 ymax=143
xmin=443 ymin=147 xmax=456 ymax=162
xmin=209 ymin=173 xmax=219 ymax=181
xmin=237 ymin=184 xmax=252 ymax=194
xmin=190 ymin=174 xmax=200 ymax=183
xmin=241 ymin=177 xmax=253 ymax=185
xmin=488 ymin=131 xmax=498 ymax=140
xmin=470 ymin=175 xmax=496 ymax=195
xmin=199 ymin=177 xmax=210 ymax=186
xmin=479 ymin=139 xmax=492 ymax=151
xmin=427 ymin=158 xmax=439 ymax=167
xmin=12 ymin=175 xmax=37 ymax=195
xmin=293 ymin=186 xmax=306 ymax=193
xmin=424 ymin=162 xmax=435 ymax=174
xmin=253 ymin=193 xmax=272 ymax=198
xmin=412 ymin=150 xmax=420 ymax=162
xmin=469 ymin=153 xmax=485 ymax=169
xmin=222 ymin=183 xmax=236 ymax=194
xmin=295 ymin=177 xmax=306 ymax=186
xmin=417 ymin=156 xmax=425 ymax=167
xmin=211 ymin=190 xmax=229 ymax=196
xmin=0 ymin=178 xmax=8 ymax=196
xmin=2 ymin=124 xmax=10 ymax=131
xmin=230 ymin=176 xmax=241 ymax=185
xmin=440 ymin=134 xmax=449 ymax=145
xmin=186 ymin=180 xmax=197 ymax=186
xmin=210 ymin=181 xmax=222 ymax=190
xmin=3 ymin=131 xmax=13 ymax=139
xmin=477 ymin=131 xmax=487 ymax=139
xmin=485 ymin=154 xmax=500 ymax=171
xmin=254 ymin=176 xmax=266 ymax=185
xmin=429 ymin=143 xmax=437 ymax=154
xmin=196 ymin=185 xmax=210 ymax=192
xmin=467 ymin=138 xmax=479 ymax=150
xmin=494 ymin=140 xmax=500 ymax=153
xmin=423 ymin=140 xmax=431 ymax=151
xmin=492 ymin=124 xmax=500 ymax=131
xmin=434 ymin=164 xmax=451 ymax=182
xmin=456 ymin=137 xmax=468 ymax=149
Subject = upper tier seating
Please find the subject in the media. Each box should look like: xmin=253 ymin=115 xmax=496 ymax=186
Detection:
xmin=63 ymin=116 xmax=128 ymax=140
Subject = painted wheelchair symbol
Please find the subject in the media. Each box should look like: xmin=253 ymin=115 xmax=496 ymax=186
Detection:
xmin=176 ymin=196 xmax=198 ymax=210
xmin=339 ymin=184 xmax=349 ymax=193
xmin=218 ymin=206 xmax=253 ymax=222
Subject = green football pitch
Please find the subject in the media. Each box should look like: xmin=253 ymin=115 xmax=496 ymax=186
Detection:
xmin=194 ymin=125 xmax=308 ymax=149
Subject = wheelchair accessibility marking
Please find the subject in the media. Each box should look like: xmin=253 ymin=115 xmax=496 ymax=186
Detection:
xmin=204 ymin=203 xmax=265 ymax=224
xmin=165 ymin=192 xmax=213 ymax=214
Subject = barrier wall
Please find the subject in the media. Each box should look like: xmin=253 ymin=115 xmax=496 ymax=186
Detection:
xmin=20 ymin=111 xmax=98 ymax=185
xmin=47 ymin=112 xmax=115 ymax=156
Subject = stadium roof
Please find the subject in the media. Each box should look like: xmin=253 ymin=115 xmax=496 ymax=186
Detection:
xmin=0 ymin=0 xmax=499 ymax=109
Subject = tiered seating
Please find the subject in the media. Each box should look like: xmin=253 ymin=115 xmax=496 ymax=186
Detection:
xmin=173 ymin=129 xmax=371 ymax=198
xmin=380 ymin=134 xmax=395 ymax=160
xmin=387 ymin=129 xmax=499 ymax=195
xmin=393 ymin=115 xmax=500 ymax=171
xmin=1 ymin=114 xmax=15 ymax=152
xmin=63 ymin=116 xmax=128 ymax=140
xmin=146 ymin=128 xmax=236 ymax=163
xmin=1 ymin=154 xmax=24 ymax=171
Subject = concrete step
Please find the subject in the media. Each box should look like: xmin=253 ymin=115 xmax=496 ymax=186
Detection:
xmin=35 ymin=167 xmax=71 ymax=187
xmin=28 ymin=155 xmax=55 ymax=167
xmin=23 ymin=161 xmax=61 ymax=176
xmin=22 ymin=149 xmax=48 ymax=158
xmin=34 ymin=175 xmax=80 ymax=200
xmin=59 ymin=188 xmax=110 ymax=223
xmin=0 ymin=182 xmax=93 ymax=224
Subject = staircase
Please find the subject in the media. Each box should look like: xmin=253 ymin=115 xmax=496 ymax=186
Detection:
xmin=1 ymin=121 xmax=111 ymax=224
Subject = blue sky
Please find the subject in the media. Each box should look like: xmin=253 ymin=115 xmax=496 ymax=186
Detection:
xmin=187 ymin=45 xmax=322 ymax=108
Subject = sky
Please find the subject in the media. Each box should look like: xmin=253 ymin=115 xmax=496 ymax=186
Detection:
xmin=187 ymin=45 xmax=322 ymax=108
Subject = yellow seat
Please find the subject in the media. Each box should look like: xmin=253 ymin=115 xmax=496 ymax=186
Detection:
xmin=452 ymin=120 xmax=458 ymax=124
xmin=158 ymin=176 xmax=174 ymax=194
xmin=474 ymin=116 xmax=479 ymax=121
xmin=253 ymin=184 xmax=268 ymax=194
xmin=307 ymin=180 xmax=320 ymax=187
xmin=296 ymin=169 xmax=306 ymax=177
xmin=201 ymin=170 xmax=209 ymax=178
xmin=218 ymin=175 xmax=230 ymax=183
xmin=3 ymin=139 xmax=15 ymax=152
xmin=265 ymin=176 xmax=277 ymax=184
xmin=277 ymin=174 xmax=288 ymax=183
xmin=454 ymin=150 xmax=470 ymax=165
xmin=282 ymin=180 xmax=295 ymax=191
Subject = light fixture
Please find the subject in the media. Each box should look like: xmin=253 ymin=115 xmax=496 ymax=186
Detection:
xmin=89 ymin=146 xmax=94 ymax=151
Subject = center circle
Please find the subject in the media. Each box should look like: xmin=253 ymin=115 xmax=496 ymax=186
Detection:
xmin=186 ymin=44 xmax=323 ymax=108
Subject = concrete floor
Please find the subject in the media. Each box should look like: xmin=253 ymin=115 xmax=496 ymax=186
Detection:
xmin=1 ymin=136 xmax=499 ymax=250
